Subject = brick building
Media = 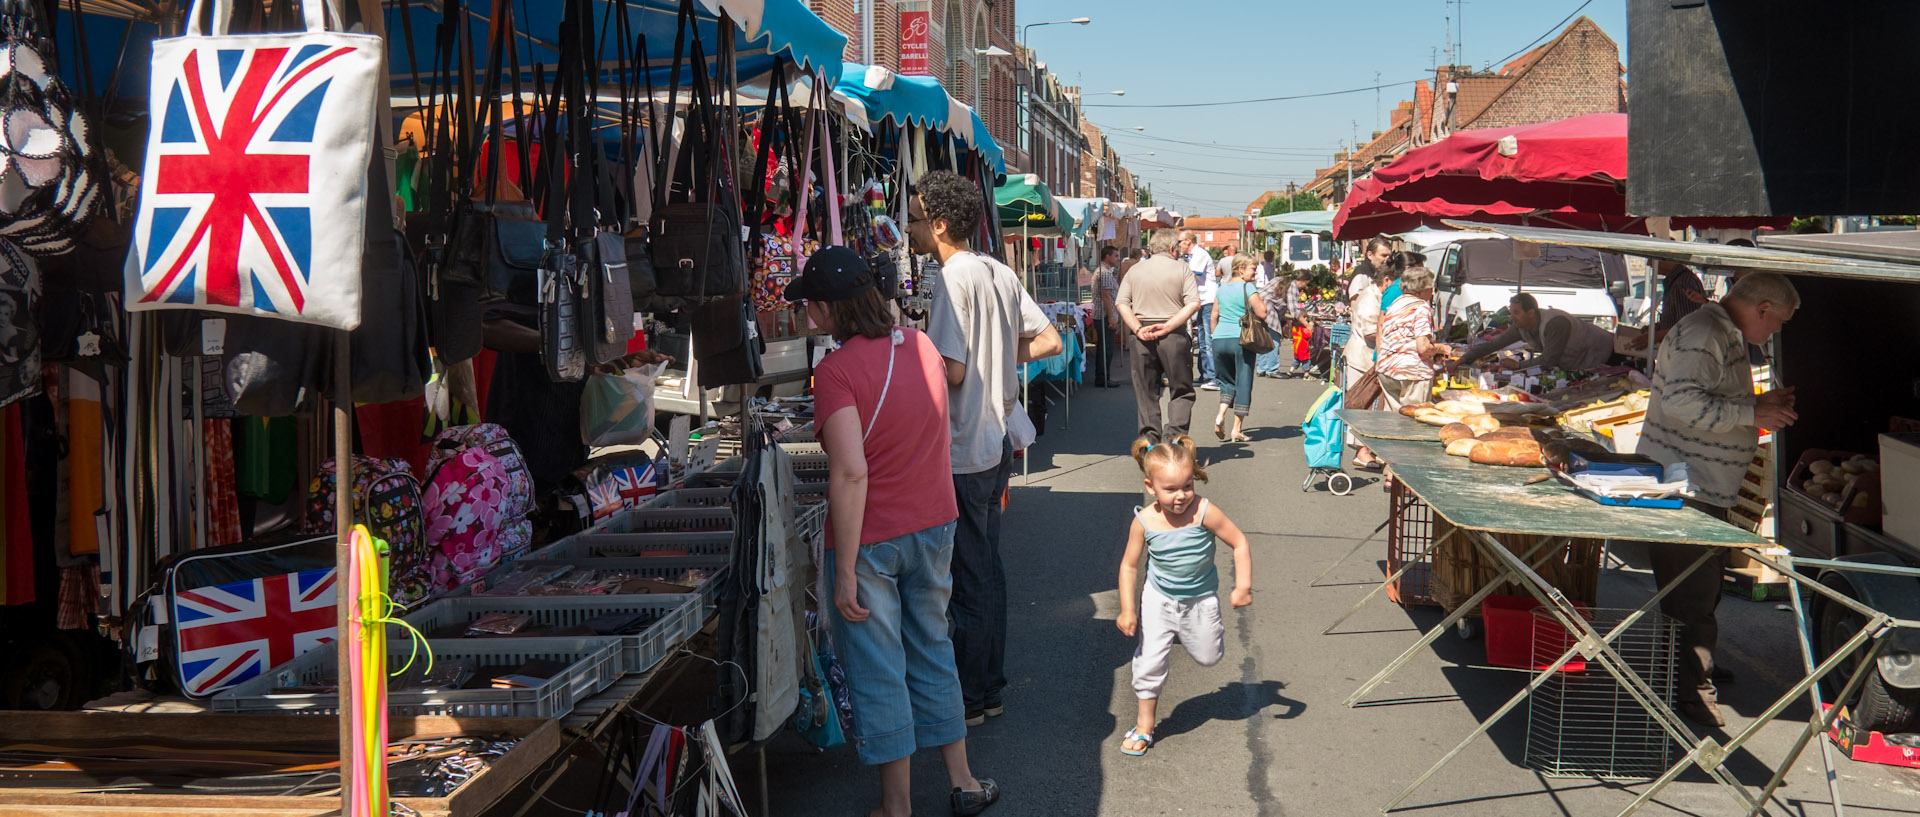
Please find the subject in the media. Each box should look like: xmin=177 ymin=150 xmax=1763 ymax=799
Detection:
xmin=1304 ymin=16 xmax=1625 ymax=204
xmin=1181 ymin=217 xmax=1244 ymax=253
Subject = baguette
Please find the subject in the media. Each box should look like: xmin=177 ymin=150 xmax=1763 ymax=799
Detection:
xmin=1439 ymin=423 xmax=1477 ymax=445
xmin=1446 ymin=438 xmax=1481 ymax=457
xmin=1414 ymin=409 xmax=1464 ymax=427
xmin=1469 ymin=439 xmax=1544 ymax=467
xmin=1435 ymin=400 xmax=1486 ymax=416
xmin=1463 ymin=413 xmax=1502 ymax=436
xmin=1399 ymin=402 xmax=1435 ymax=417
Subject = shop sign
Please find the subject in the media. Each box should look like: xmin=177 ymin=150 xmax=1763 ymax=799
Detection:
xmin=900 ymin=11 xmax=930 ymax=75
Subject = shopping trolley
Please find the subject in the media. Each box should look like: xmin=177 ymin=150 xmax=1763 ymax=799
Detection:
xmin=1302 ymin=384 xmax=1354 ymax=495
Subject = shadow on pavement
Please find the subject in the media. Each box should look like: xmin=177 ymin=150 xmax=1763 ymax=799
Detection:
xmin=1151 ymin=680 xmax=1308 ymax=745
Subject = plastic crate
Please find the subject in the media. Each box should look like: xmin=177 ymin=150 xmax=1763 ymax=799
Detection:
xmin=586 ymin=506 xmax=734 ymax=536
xmin=532 ymin=531 xmax=733 ymax=559
xmin=1482 ymin=594 xmax=1589 ymax=672
xmin=649 ymin=487 xmax=737 ymax=509
xmin=1525 ymin=608 xmax=1678 ymax=780
xmin=402 ymin=595 xmax=701 ymax=677
xmin=1385 ymin=482 xmax=1437 ymax=607
xmin=1328 ymin=321 xmax=1352 ymax=348
xmin=211 ymin=636 xmax=622 ymax=718
xmin=453 ymin=555 xmax=728 ymax=611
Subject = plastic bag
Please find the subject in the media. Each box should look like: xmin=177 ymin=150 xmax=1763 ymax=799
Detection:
xmin=581 ymin=362 xmax=666 ymax=446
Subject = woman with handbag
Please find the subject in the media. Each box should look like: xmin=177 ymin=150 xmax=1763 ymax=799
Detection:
xmin=797 ymin=247 xmax=1003 ymax=817
xmin=1207 ymin=256 xmax=1270 ymax=443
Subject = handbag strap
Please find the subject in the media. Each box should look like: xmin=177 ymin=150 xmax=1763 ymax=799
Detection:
xmin=863 ymin=330 xmax=903 ymax=441
xmin=185 ymin=0 xmax=328 ymax=36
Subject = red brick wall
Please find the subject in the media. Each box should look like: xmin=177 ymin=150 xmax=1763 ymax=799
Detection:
xmin=1471 ymin=20 xmax=1625 ymax=128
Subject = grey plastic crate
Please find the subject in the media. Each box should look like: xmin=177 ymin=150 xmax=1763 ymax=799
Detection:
xmin=402 ymin=595 xmax=700 ymax=677
xmin=538 ymin=532 xmax=732 ymax=559
xmin=586 ymin=505 xmax=734 ymax=536
xmin=210 ymin=636 xmax=622 ymax=718
xmin=649 ymin=487 xmax=737 ymax=509
xmin=453 ymin=555 xmax=729 ymax=611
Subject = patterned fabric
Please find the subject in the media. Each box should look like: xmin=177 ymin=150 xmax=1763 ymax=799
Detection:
xmin=1639 ymin=303 xmax=1758 ymax=507
xmin=204 ymin=419 xmax=242 ymax=546
xmin=423 ymin=424 xmax=535 ymax=591
xmin=1376 ymin=295 xmax=1437 ymax=381
xmin=1092 ymin=266 xmax=1119 ymax=319
xmin=56 ymin=564 xmax=95 ymax=630
xmin=305 ymin=456 xmax=428 ymax=605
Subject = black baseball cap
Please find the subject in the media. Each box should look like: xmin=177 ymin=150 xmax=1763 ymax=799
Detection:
xmin=783 ymin=245 xmax=874 ymax=303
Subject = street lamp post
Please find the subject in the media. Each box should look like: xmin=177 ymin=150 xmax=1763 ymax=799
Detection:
xmin=1015 ymin=17 xmax=1090 ymax=185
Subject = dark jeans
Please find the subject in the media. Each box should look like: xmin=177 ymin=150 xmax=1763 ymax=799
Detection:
xmin=1255 ymin=343 xmax=1282 ymax=375
xmin=950 ymin=436 xmax=1014 ymax=710
xmin=1192 ymin=303 xmax=1216 ymax=383
xmin=1647 ymin=500 xmax=1731 ymax=707
xmin=1128 ymin=325 xmax=1195 ymax=444
xmin=1210 ymin=336 xmax=1254 ymax=418
xmin=1094 ymin=319 xmax=1117 ymax=386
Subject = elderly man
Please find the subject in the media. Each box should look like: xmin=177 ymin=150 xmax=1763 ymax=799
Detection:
xmin=1182 ymin=232 xmax=1220 ymax=389
xmin=1117 ymin=231 xmax=1201 ymax=445
xmin=1639 ymin=272 xmax=1799 ymax=728
xmin=1455 ymin=292 xmax=1616 ymax=373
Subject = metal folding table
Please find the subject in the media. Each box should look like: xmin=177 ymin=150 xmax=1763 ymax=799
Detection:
xmin=1331 ymin=408 xmax=1910 ymax=816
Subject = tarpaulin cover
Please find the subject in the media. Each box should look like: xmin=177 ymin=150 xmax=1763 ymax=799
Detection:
xmin=833 ymin=63 xmax=1004 ymax=172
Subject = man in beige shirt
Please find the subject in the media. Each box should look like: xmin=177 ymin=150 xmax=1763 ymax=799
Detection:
xmin=1116 ymin=231 xmax=1201 ymax=444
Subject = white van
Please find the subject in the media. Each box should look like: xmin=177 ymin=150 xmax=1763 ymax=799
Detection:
xmin=1404 ymin=230 xmax=1628 ymax=335
xmin=1276 ymin=230 xmax=1336 ymax=268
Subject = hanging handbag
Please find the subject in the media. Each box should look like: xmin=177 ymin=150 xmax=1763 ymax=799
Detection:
xmin=125 ymin=0 xmax=380 ymax=330
xmin=1237 ymin=284 xmax=1276 ymax=354
xmin=440 ymin=0 xmax=544 ymax=304
xmin=690 ymin=293 xmax=763 ymax=389
xmin=569 ymin=0 xmax=633 ymax=363
xmin=647 ymin=0 xmax=745 ymax=299
xmin=350 ymin=154 xmax=431 ymax=403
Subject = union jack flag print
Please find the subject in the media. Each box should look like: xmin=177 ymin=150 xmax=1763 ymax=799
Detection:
xmin=172 ymin=568 xmax=337 ymax=697
xmin=129 ymin=27 xmax=381 ymax=330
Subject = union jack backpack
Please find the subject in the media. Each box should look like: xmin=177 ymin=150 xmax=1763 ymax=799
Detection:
xmin=303 ymin=456 xmax=429 ymax=607
xmin=422 ymin=424 xmax=535 ymax=591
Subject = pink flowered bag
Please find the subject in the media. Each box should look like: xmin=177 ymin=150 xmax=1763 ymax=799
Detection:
xmin=422 ymin=424 xmax=534 ymax=591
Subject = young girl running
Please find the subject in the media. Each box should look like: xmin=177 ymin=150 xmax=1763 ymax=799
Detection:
xmin=1115 ymin=436 xmax=1254 ymax=755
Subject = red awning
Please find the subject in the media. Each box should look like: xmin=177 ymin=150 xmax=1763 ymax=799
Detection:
xmin=1332 ymin=113 xmax=1784 ymax=239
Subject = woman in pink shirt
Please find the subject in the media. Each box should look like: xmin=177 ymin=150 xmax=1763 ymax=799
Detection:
xmin=793 ymin=247 xmax=1002 ymax=817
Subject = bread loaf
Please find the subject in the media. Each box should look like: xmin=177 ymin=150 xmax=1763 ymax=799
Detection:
xmin=1439 ymin=423 xmax=1477 ymax=444
xmin=1399 ymin=402 xmax=1435 ymax=417
xmin=1414 ymin=409 xmax=1465 ymax=427
xmin=1435 ymin=400 xmax=1486 ymax=416
xmin=1479 ymin=427 xmax=1537 ymax=442
xmin=1463 ymin=414 xmax=1502 ymax=436
xmin=1446 ymin=438 xmax=1480 ymax=457
xmin=1469 ymin=439 xmax=1544 ymax=467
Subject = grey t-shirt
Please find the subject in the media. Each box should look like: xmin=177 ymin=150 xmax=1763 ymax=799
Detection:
xmin=927 ymin=251 xmax=1051 ymax=474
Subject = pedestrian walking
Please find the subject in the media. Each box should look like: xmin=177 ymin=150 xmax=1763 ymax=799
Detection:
xmin=1116 ymin=231 xmax=1201 ymax=446
xmin=1092 ymin=246 xmax=1123 ymax=388
xmin=799 ymin=247 xmax=1002 ymax=817
xmin=1254 ymin=262 xmax=1288 ymax=378
xmin=1345 ymin=237 xmax=1392 ymax=470
xmin=1182 ymin=232 xmax=1220 ymax=389
xmin=1208 ymin=255 xmax=1267 ymax=442
xmin=1375 ymin=265 xmax=1445 ymax=413
xmin=1115 ymin=436 xmax=1254 ymax=756
xmin=918 ymin=170 xmax=1064 ymax=729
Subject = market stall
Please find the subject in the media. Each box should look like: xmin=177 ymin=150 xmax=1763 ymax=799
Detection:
xmin=1325 ymin=223 xmax=1920 ymax=816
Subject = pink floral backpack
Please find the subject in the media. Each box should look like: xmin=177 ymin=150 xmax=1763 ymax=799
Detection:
xmin=422 ymin=424 xmax=536 ymax=591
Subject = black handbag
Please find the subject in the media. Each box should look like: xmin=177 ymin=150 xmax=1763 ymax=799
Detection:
xmin=647 ymin=0 xmax=745 ymax=299
xmin=582 ymin=231 xmax=636 ymax=364
xmin=436 ymin=0 xmax=543 ymax=304
xmin=690 ymin=293 xmax=764 ymax=389
xmin=351 ymin=152 xmax=432 ymax=403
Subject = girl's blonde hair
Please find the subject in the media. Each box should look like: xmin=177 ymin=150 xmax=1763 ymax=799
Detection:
xmin=1130 ymin=435 xmax=1210 ymax=482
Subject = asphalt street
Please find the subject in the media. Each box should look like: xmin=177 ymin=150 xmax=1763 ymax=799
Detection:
xmin=763 ymin=356 xmax=1920 ymax=816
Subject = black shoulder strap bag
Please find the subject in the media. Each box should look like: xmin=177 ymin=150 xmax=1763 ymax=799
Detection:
xmin=442 ymin=0 xmax=544 ymax=304
xmin=573 ymin=0 xmax=634 ymax=364
xmin=648 ymin=0 xmax=744 ymax=299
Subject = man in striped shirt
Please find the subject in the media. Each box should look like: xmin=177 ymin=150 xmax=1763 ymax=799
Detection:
xmin=1638 ymin=272 xmax=1799 ymax=728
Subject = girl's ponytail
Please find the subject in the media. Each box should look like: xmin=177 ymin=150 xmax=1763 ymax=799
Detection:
xmin=1132 ymin=435 xmax=1209 ymax=482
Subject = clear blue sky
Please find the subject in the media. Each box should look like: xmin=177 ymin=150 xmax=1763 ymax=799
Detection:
xmin=1013 ymin=0 xmax=1627 ymax=216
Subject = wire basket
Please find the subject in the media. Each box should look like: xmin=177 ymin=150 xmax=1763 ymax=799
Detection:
xmin=403 ymin=595 xmax=702 ymax=678
xmin=1385 ymin=482 xmax=1437 ymax=606
xmin=1430 ymin=521 xmax=1604 ymax=617
xmin=1525 ymin=608 xmax=1678 ymax=780
xmin=211 ymin=637 xmax=623 ymax=719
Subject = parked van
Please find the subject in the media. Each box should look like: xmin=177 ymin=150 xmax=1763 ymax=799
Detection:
xmin=1276 ymin=230 xmax=1336 ymax=268
xmin=1403 ymin=230 xmax=1628 ymax=334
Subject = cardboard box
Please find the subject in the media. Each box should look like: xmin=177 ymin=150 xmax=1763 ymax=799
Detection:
xmin=1826 ymin=703 xmax=1920 ymax=769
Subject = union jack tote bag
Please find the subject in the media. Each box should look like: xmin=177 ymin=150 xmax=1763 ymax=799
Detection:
xmin=124 ymin=0 xmax=383 ymax=330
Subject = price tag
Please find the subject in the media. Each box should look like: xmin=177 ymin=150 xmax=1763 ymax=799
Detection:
xmin=201 ymin=318 xmax=227 ymax=356
xmin=135 ymin=624 xmax=159 ymax=663
xmin=76 ymin=331 xmax=101 ymax=357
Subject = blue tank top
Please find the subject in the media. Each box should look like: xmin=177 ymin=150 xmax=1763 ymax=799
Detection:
xmin=1213 ymin=282 xmax=1254 ymax=331
xmin=1137 ymin=499 xmax=1219 ymax=600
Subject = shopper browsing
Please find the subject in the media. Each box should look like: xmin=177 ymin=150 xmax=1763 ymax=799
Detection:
xmin=1114 ymin=436 xmax=1254 ymax=756
xmin=799 ymin=246 xmax=1001 ymax=817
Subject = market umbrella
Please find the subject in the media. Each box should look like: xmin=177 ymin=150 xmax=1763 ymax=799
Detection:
xmin=829 ymin=63 xmax=1005 ymax=173
xmin=1254 ymin=208 xmax=1335 ymax=233
xmin=995 ymin=174 xmax=1074 ymax=233
xmin=1331 ymin=113 xmax=1786 ymax=240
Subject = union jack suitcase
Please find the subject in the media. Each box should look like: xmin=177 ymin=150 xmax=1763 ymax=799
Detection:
xmin=162 ymin=533 xmax=337 ymax=698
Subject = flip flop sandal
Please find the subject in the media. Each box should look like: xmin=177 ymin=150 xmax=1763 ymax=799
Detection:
xmin=1120 ymin=728 xmax=1154 ymax=756
xmin=1213 ymin=421 xmax=1227 ymax=441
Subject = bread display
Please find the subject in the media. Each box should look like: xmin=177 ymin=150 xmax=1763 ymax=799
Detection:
xmin=1439 ymin=423 xmax=1477 ymax=445
xmin=1446 ymin=438 xmax=1481 ymax=457
xmin=1400 ymin=403 xmax=1435 ymax=417
xmin=1463 ymin=414 xmax=1502 ymax=436
xmin=1435 ymin=400 xmax=1486 ymax=416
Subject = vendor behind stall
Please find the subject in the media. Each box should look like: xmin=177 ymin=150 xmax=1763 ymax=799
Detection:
xmin=1454 ymin=292 xmax=1616 ymax=373
xmin=1637 ymin=271 xmax=1800 ymax=728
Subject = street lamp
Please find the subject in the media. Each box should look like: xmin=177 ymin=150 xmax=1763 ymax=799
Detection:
xmin=1020 ymin=17 xmax=1092 ymax=48
xmin=1014 ymin=17 xmax=1091 ymax=194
